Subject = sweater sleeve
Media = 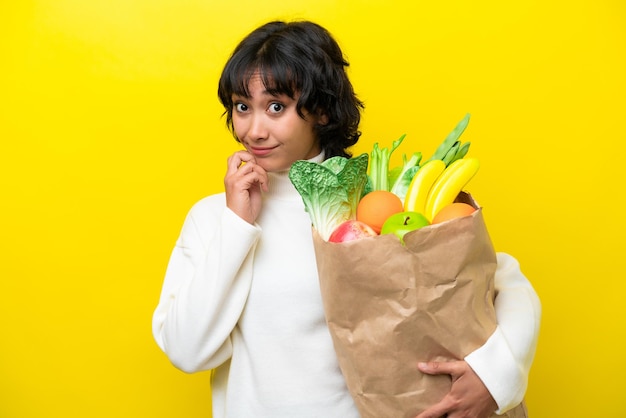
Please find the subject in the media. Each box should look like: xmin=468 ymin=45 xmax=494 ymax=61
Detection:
xmin=464 ymin=252 xmax=542 ymax=414
xmin=152 ymin=199 xmax=261 ymax=373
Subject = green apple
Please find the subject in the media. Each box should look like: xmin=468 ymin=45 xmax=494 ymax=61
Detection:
xmin=380 ymin=211 xmax=430 ymax=242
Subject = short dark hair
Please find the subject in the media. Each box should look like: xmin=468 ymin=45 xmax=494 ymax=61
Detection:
xmin=217 ymin=20 xmax=364 ymax=158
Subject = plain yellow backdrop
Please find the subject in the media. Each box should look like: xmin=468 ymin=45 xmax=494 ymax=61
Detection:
xmin=1 ymin=1 xmax=625 ymax=417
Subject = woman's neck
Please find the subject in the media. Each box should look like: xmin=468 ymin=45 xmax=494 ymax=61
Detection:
xmin=265 ymin=151 xmax=325 ymax=199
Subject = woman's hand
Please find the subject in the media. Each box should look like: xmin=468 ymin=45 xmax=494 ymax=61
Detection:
xmin=224 ymin=151 xmax=269 ymax=225
xmin=415 ymin=360 xmax=497 ymax=418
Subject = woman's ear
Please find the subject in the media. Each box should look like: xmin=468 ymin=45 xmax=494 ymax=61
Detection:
xmin=317 ymin=111 xmax=329 ymax=125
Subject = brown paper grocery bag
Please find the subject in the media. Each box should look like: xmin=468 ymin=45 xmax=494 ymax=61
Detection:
xmin=312 ymin=194 xmax=527 ymax=418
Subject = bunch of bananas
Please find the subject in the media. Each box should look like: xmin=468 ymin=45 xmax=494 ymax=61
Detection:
xmin=404 ymin=157 xmax=480 ymax=221
xmin=403 ymin=114 xmax=480 ymax=221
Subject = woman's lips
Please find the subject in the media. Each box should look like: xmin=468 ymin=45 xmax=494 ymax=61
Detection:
xmin=249 ymin=146 xmax=276 ymax=157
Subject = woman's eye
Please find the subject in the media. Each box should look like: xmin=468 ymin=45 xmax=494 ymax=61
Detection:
xmin=268 ymin=102 xmax=284 ymax=114
xmin=234 ymin=103 xmax=248 ymax=112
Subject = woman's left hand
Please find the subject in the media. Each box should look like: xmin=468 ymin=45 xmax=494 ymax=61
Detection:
xmin=414 ymin=360 xmax=497 ymax=418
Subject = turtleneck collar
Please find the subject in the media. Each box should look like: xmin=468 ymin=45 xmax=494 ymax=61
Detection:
xmin=265 ymin=151 xmax=325 ymax=200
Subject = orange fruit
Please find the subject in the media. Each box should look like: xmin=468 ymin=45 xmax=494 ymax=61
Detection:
xmin=431 ymin=202 xmax=476 ymax=224
xmin=356 ymin=190 xmax=404 ymax=233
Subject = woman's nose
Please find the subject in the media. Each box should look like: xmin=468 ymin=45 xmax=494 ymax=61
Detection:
xmin=247 ymin=114 xmax=269 ymax=141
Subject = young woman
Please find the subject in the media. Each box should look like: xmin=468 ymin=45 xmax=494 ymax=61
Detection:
xmin=152 ymin=20 xmax=541 ymax=418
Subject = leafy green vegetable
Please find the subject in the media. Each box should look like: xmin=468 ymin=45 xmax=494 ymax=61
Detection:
xmin=367 ymin=114 xmax=473 ymax=203
xmin=368 ymin=134 xmax=406 ymax=191
xmin=320 ymin=155 xmax=349 ymax=174
xmin=424 ymin=113 xmax=471 ymax=166
xmin=389 ymin=151 xmax=422 ymax=201
xmin=289 ymin=153 xmax=369 ymax=240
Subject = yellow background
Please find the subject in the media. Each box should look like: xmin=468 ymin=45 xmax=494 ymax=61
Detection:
xmin=1 ymin=1 xmax=624 ymax=417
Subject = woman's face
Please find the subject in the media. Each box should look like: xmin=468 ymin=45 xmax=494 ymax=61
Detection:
xmin=231 ymin=73 xmax=323 ymax=173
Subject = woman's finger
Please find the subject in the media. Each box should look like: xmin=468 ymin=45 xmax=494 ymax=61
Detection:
xmin=417 ymin=361 xmax=463 ymax=378
xmin=226 ymin=150 xmax=256 ymax=174
xmin=225 ymin=152 xmax=268 ymax=192
xmin=414 ymin=398 xmax=452 ymax=418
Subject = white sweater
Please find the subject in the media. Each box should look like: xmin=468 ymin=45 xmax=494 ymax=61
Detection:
xmin=152 ymin=156 xmax=541 ymax=417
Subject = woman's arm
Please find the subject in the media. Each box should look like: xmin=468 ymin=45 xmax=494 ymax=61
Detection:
xmin=416 ymin=252 xmax=541 ymax=417
xmin=152 ymin=200 xmax=261 ymax=373
xmin=464 ymin=252 xmax=542 ymax=412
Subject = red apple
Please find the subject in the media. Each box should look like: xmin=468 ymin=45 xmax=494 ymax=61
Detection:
xmin=328 ymin=220 xmax=378 ymax=243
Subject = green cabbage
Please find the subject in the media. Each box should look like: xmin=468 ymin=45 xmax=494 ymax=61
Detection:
xmin=289 ymin=153 xmax=369 ymax=240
